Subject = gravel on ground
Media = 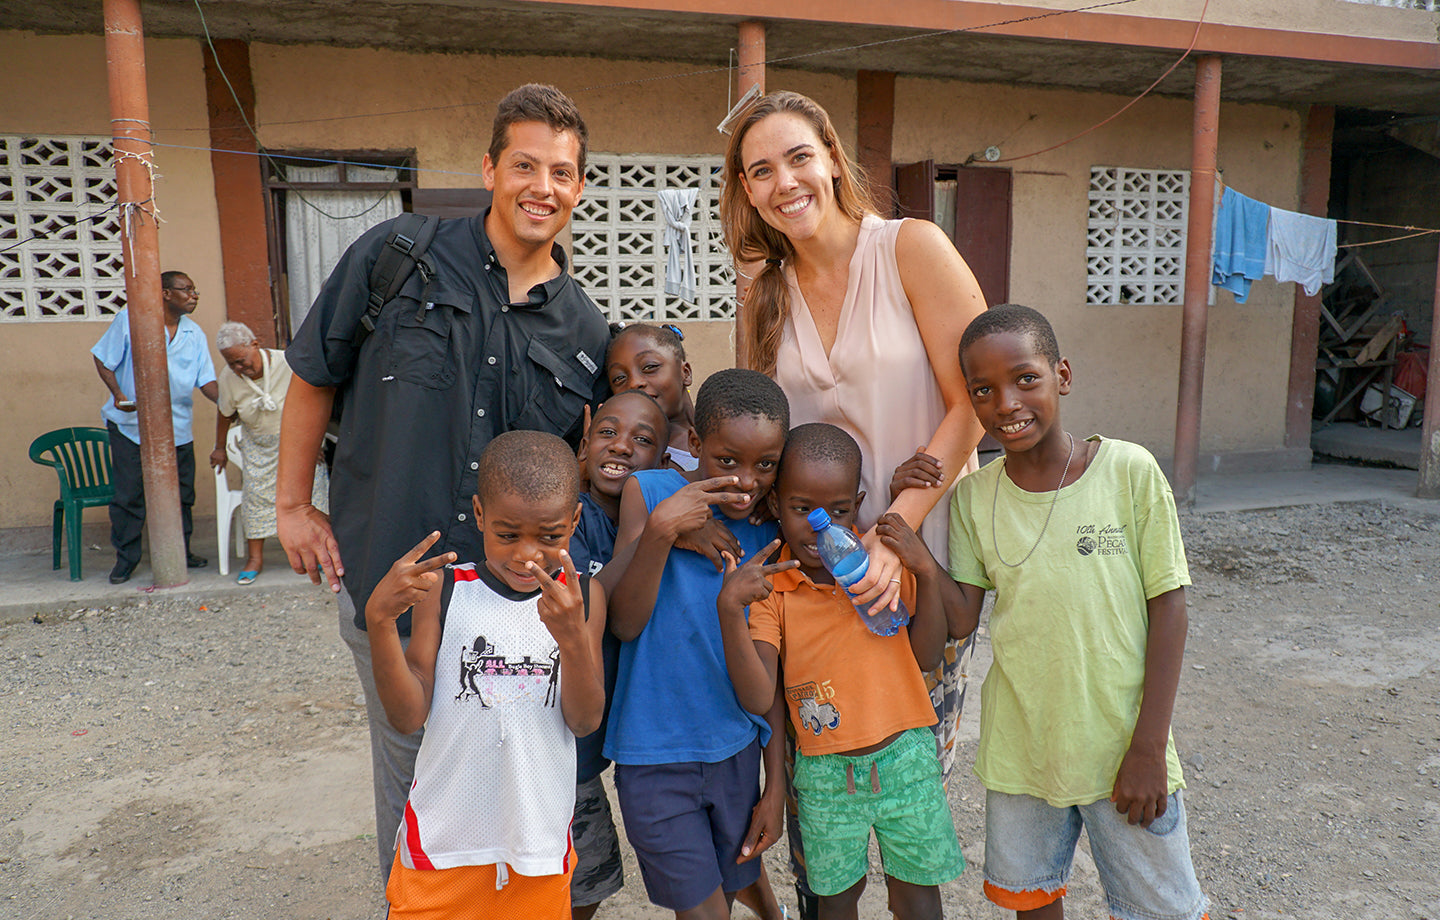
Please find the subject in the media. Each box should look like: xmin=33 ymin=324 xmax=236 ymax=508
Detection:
xmin=2 ymin=499 xmax=1438 ymax=919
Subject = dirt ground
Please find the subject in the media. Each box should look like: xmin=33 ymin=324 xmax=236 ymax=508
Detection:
xmin=3 ymin=498 xmax=1439 ymax=920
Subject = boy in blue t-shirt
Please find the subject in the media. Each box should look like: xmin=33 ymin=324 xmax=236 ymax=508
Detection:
xmin=945 ymin=304 xmax=1207 ymax=920
xmin=567 ymin=389 xmax=668 ymax=919
xmin=606 ymin=368 xmax=790 ymax=918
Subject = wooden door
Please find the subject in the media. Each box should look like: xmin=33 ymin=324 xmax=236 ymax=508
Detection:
xmin=953 ymin=167 xmax=1011 ymax=308
xmin=894 ymin=160 xmax=936 ymax=221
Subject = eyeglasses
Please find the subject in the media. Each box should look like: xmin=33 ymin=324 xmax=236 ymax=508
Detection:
xmin=166 ymin=285 xmax=198 ymax=295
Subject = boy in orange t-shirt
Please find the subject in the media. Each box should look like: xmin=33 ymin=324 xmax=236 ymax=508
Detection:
xmin=717 ymin=422 xmax=975 ymax=919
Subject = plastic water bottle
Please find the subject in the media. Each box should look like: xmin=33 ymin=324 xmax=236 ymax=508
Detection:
xmin=807 ymin=508 xmax=910 ymax=636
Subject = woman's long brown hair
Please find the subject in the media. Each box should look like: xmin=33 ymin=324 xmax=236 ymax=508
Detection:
xmin=720 ymin=91 xmax=877 ymax=376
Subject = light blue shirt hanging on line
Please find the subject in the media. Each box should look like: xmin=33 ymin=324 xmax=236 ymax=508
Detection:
xmin=91 ymin=307 xmax=217 ymax=445
xmin=1211 ymin=186 xmax=1270 ymax=304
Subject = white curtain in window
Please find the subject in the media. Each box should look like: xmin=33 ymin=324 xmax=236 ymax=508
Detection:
xmin=284 ymin=165 xmax=403 ymax=332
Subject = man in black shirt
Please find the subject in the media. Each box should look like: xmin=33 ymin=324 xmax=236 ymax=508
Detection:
xmin=278 ymin=84 xmax=610 ymax=881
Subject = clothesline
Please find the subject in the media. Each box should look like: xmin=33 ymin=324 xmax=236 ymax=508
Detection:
xmin=1337 ymin=217 xmax=1440 ymax=234
xmin=1338 ymin=229 xmax=1440 ymax=250
xmin=1217 ymin=176 xmax=1440 ymax=243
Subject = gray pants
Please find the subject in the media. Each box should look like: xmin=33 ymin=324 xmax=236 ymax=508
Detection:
xmin=338 ymin=591 xmax=423 ymax=882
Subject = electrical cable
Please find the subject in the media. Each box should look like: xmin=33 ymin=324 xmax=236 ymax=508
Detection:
xmin=992 ymin=0 xmax=1212 ymax=163
xmin=191 ymin=0 xmax=398 ymax=222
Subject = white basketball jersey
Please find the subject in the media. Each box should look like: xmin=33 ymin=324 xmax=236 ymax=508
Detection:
xmin=396 ymin=562 xmax=576 ymax=875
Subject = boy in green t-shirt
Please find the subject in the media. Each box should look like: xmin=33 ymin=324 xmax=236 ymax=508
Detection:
xmin=945 ymin=304 xmax=1207 ymax=920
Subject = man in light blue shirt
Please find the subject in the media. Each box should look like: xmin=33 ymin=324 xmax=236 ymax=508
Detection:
xmin=92 ymin=271 xmax=219 ymax=583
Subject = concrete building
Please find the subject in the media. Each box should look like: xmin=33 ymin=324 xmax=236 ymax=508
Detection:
xmin=3 ymin=0 xmax=1438 ymax=544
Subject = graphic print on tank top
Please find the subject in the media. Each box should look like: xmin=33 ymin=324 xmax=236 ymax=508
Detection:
xmin=454 ymin=634 xmax=560 ymax=707
xmin=448 ymin=566 xmax=561 ymax=709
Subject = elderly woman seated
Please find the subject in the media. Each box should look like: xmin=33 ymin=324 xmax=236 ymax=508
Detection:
xmin=211 ymin=321 xmax=328 ymax=585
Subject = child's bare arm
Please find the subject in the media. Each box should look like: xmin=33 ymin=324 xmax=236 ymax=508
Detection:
xmin=607 ymin=474 xmax=747 ymax=640
xmin=365 ymin=532 xmax=456 ymax=734
xmin=739 ymin=684 xmax=786 ymax=864
xmin=715 ymin=539 xmax=793 ymax=715
xmin=889 ymin=447 xmax=944 ymax=504
xmin=875 ymin=513 xmax=979 ymax=670
xmin=1112 ymin=586 xmax=1187 ymax=827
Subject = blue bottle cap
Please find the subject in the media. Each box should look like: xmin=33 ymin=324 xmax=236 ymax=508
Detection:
xmin=807 ymin=508 xmax=832 ymax=532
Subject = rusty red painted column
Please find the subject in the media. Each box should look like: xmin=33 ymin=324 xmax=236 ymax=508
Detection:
xmin=1285 ymin=105 xmax=1335 ymax=450
xmin=734 ymin=19 xmax=766 ymax=366
xmin=204 ymin=40 xmax=275 ymax=347
xmin=1173 ymin=55 xmax=1222 ymax=507
xmin=1417 ymin=236 xmax=1440 ymax=499
xmin=857 ymin=70 xmax=897 ymax=213
xmin=738 ymin=20 xmax=765 ymax=98
xmin=104 ymin=0 xmax=187 ymax=587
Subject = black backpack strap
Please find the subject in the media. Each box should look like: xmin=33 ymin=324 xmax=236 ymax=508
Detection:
xmin=352 ymin=212 xmax=440 ymax=347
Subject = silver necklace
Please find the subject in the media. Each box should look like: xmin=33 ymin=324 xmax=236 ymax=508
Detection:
xmin=992 ymin=433 xmax=1075 ymax=568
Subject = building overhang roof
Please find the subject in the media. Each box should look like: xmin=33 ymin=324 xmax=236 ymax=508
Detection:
xmin=5 ymin=0 xmax=1439 ymax=114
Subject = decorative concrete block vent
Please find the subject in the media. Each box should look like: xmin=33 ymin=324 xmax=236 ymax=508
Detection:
xmin=1086 ymin=166 xmax=1190 ymax=306
xmin=0 ymin=135 xmax=126 ymax=322
xmin=572 ymin=155 xmax=735 ymax=323
xmin=1340 ymin=0 xmax=1437 ymax=9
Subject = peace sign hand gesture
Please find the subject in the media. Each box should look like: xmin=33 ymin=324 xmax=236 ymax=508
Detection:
xmin=651 ymin=476 xmax=750 ymax=543
xmin=365 ymin=531 xmax=456 ymax=628
xmin=717 ymin=539 xmax=798 ymax=616
xmin=529 ymin=549 xmax=587 ymax=647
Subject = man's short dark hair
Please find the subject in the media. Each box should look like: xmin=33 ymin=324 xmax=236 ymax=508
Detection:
xmin=489 ymin=83 xmax=588 ymax=173
xmin=959 ymin=303 xmax=1062 ymax=376
xmin=693 ymin=368 xmax=789 ymax=439
xmin=161 ymin=271 xmax=189 ymax=290
xmin=780 ymin=423 xmax=862 ymax=490
xmin=476 ymin=430 xmax=580 ymax=508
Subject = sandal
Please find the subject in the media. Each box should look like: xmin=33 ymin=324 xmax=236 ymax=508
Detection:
xmin=236 ymin=570 xmax=259 ymax=586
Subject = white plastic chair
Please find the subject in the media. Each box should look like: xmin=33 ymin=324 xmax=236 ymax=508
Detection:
xmin=214 ymin=425 xmax=245 ymax=576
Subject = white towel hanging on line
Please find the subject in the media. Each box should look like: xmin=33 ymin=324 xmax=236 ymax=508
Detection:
xmin=658 ymin=188 xmax=699 ymax=302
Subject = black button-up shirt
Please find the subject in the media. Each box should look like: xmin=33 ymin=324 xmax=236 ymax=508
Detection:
xmin=288 ymin=211 xmax=611 ymax=629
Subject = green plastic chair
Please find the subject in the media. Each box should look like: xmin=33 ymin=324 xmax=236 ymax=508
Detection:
xmin=28 ymin=427 xmax=115 ymax=581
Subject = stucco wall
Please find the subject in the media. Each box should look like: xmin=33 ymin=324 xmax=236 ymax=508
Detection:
xmin=2 ymin=32 xmax=1313 ymax=537
xmin=249 ymin=46 xmax=857 ymax=385
xmin=894 ymin=76 xmax=1304 ymax=459
xmin=1 ymin=32 xmax=227 ymax=540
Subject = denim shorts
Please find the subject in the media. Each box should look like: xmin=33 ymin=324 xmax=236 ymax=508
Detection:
xmin=613 ymin=741 xmax=762 ymax=911
xmin=984 ymin=789 xmax=1208 ymax=920
xmin=795 ymin=728 xmax=965 ymax=896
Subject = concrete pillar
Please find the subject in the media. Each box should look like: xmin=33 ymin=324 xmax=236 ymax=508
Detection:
xmin=1284 ymin=105 xmax=1335 ymax=451
xmin=738 ymin=20 xmax=765 ymax=97
xmin=734 ymin=19 xmax=765 ymax=362
xmin=203 ymin=40 xmax=276 ymax=347
xmin=1173 ymin=55 xmax=1222 ymax=507
xmin=857 ymin=71 xmax=896 ymax=215
xmin=1418 ymin=236 xmax=1440 ymax=498
xmin=104 ymin=0 xmax=187 ymax=586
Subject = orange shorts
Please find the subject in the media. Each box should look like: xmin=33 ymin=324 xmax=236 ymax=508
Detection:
xmin=386 ymin=845 xmax=576 ymax=920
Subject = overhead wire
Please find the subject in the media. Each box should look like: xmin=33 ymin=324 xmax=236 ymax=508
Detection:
xmin=190 ymin=0 xmax=397 ymax=221
xmin=10 ymin=0 xmax=1433 ymax=259
xmin=992 ymin=0 xmax=1213 ymax=163
xmin=247 ymin=0 xmax=1146 ymax=129
xmin=7 ymin=0 xmax=1155 ymax=256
